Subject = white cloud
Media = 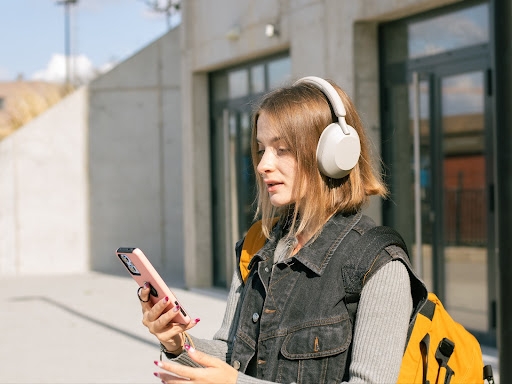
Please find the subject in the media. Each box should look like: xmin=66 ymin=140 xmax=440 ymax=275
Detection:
xmin=31 ymin=53 xmax=116 ymax=85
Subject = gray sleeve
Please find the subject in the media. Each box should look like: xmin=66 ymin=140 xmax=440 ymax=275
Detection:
xmin=347 ymin=254 xmax=412 ymax=383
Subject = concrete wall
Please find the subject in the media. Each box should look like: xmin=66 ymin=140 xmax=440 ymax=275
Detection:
xmin=88 ymin=28 xmax=185 ymax=285
xmin=0 ymin=27 xmax=185 ymax=284
xmin=0 ymin=87 xmax=89 ymax=275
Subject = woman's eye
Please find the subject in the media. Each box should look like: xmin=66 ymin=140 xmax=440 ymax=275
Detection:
xmin=277 ymin=147 xmax=289 ymax=155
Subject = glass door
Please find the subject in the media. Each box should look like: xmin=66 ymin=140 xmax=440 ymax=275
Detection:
xmin=210 ymin=107 xmax=255 ymax=287
xmin=408 ymin=62 xmax=495 ymax=341
xmin=438 ymin=69 xmax=491 ymax=335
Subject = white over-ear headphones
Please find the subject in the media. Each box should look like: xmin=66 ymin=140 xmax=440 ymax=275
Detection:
xmin=293 ymin=76 xmax=361 ymax=179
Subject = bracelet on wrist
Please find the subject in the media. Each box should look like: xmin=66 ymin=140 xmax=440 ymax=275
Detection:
xmin=159 ymin=333 xmax=185 ymax=361
xmin=160 ymin=343 xmax=181 ymax=360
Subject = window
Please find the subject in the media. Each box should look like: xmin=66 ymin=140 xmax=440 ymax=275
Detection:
xmin=408 ymin=3 xmax=489 ymax=59
xmin=382 ymin=2 xmax=489 ymax=63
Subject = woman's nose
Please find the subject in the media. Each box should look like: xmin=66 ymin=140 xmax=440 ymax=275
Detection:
xmin=257 ymin=149 xmax=275 ymax=174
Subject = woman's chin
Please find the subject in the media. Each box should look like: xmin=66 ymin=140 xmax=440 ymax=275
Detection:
xmin=269 ymin=196 xmax=292 ymax=207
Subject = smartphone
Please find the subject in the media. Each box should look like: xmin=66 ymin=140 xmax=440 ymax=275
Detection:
xmin=115 ymin=247 xmax=191 ymax=325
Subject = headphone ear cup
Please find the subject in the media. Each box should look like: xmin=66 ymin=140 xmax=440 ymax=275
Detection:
xmin=316 ymin=123 xmax=361 ymax=179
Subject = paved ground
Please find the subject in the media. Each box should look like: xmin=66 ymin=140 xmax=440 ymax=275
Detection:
xmin=0 ymin=272 xmax=228 ymax=384
xmin=0 ymin=272 xmax=500 ymax=384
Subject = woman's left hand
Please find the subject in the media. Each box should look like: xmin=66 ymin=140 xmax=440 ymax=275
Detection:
xmin=153 ymin=345 xmax=238 ymax=384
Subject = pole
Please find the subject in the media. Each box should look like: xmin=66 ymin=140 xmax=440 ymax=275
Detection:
xmin=64 ymin=2 xmax=71 ymax=87
xmin=56 ymin=0 xmax=78 ymax=88
xmin=494 ymin=0 xmax=512 ymax=381
xmin=412 ymin=72 xmax=423 ymax=278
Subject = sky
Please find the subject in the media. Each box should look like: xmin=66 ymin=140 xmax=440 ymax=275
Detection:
xmin=0 ymin=0 xmax=180 ymax=84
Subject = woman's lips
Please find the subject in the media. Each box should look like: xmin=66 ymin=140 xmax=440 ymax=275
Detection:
xmin=266 ymin=182 xmax=282 ymax=192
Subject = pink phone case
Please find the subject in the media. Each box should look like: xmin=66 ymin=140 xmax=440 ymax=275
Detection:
xmin=115 ymin=247 xmax=191 ymax=325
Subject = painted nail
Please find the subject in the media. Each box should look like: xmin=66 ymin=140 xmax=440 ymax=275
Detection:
xmin=184 ymin=344 xmax=195 ymax=353
xmin=163 ymin=296 xmax=169 ymax=304
xmin=173 ymin=304 xmax=180 ymax=312
xmin=153 ymin=372 xmax=160 ymax=377
xmin=143 ymin=282 xmax=149 ymax=289
xmin=194 ymin=318 xmax=201 ymax=323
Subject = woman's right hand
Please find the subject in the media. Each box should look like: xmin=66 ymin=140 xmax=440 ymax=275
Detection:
xmin=138 ymin=282 xmax=199 ymax=354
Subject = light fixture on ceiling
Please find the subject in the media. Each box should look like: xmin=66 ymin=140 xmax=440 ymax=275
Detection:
xmin=226 ymin=25 xmax=241 ymax=41
xmin=265 ymin=23 xmax=279 ymax=37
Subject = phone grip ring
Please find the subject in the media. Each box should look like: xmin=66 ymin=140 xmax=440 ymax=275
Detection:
xmin=137 ymin=286 xmax=150 ymax=302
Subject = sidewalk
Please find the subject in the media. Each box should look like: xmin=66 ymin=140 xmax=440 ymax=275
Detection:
xmin=0 ymin=272 xmax=228 ymax=384
xmin=0 ymin=272 xmax=500 ymax=384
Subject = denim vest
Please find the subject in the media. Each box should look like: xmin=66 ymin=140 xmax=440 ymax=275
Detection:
xmin=230 ymin=211 xmax=397 ymax=384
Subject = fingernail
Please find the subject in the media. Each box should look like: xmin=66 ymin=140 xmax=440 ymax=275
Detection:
xmin=184 ymin=344 xmax=195 ymax=353
xmin=173 ymin=304 xmax=180 ymax=312
xmin=143 ymin=282 xmax=149 ymax=289
xmin=163 ymin=296 xmax=169 ymax=304
xmin=194 ymin=318 xmax=201 ymax=324
xmin=153 ymin=372 xmax=160 ymax=377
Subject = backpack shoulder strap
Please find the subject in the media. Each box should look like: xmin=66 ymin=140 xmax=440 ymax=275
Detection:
xmin=240 ymin=220 xmax=267 ymax=283
xmin=345 ymin=225 xmax=428 ymax=329
xmin=358 ymin=226 xmax=410 ymax=281
xmin=343 ymin=225 xmax=410 ymax=304
xmin=240 ymin=218 xmax=279 ymax=283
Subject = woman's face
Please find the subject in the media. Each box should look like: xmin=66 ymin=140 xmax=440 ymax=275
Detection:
xmin=256 ymin=111 xmax=299 ymax=207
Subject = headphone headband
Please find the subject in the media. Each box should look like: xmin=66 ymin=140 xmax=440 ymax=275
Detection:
xmin=293 ymin=76 xmax=350 ymax=135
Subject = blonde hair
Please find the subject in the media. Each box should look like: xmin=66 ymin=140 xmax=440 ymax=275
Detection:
xmin=251 ymin=79 xmax=388 ymax=239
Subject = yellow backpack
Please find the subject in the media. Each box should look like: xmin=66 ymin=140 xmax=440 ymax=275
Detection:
xmin=239 ymin=221 xmax=495 ymax=384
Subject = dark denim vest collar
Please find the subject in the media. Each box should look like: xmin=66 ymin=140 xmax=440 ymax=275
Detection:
xmin=248 ymin=210 xmax=362 ymax=276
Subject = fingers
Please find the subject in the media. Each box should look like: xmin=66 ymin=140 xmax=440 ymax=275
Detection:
xmin=138 ymin=282 xmax=152 ymax=311
xmin=141 ymin=285 xmax=172 ymax=325
xmin=143 ymin=307 xmax=199 ymax=347
xmin=154 ymin=359 xmax=194 ymax=383
xmin=154 ymin=318 xmax=201 ymax=350
xmin=139 ymin=283 xmax=177 ymax=318
xmin=154 ymin=369 xmax=189 ymax=382
xmin=139 ymin=283 xmax=200 ymax=329
xmin=145 ymin=300 xmax=186 ymax=328
xmin=181 ymin=345 xmax=218 ymax=367
xmin=153 ymin=347 xmax=215 ymax=380
xmin=153 ymin=347 xmax=238 ymax=384
xmin=139 ymin=283 xmax=201 ymax=349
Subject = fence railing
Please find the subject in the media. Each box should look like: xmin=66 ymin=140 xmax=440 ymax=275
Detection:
xmin=443 ymin=188 xmax=486 ymax=246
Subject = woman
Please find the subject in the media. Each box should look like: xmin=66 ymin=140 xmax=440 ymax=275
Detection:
xmin=139 ymin=76 xmax=414 ymax=383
